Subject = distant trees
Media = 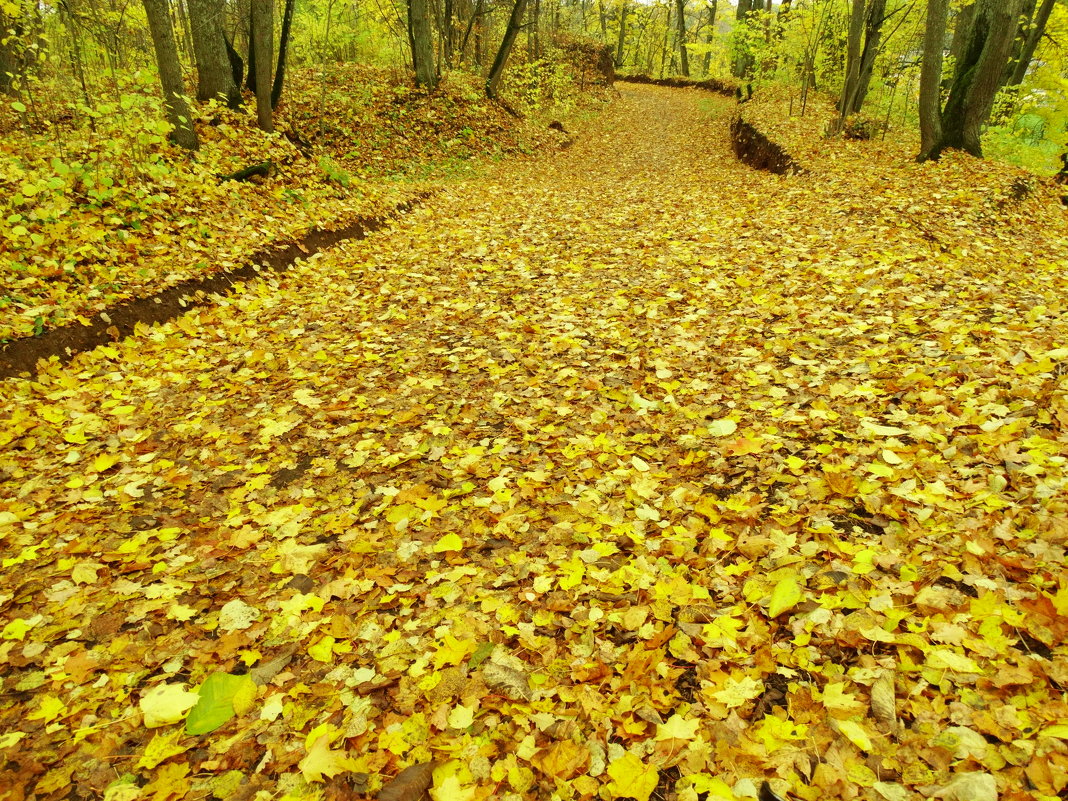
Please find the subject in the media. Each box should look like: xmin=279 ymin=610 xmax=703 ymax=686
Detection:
xmin=11 ymin=0 xmax=1065 ymax=173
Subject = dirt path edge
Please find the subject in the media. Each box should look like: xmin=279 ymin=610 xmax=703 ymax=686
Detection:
xmin=730 ymin=116 xmax=804 ymax=175
xmin=616 ymin=77 xmax=802 ymax=175
xmin=0 ymin=195 xmax=429 ymax=380
xmin=615 ymin=74 xmax=737 ymax=96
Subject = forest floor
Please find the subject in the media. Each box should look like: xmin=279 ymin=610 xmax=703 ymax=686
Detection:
xmin=2 ymin=84 xmax=1068 ymax=801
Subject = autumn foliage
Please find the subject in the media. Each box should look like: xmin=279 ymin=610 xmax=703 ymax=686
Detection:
xmin=1 ymin=83 xmax=1067 ymax=801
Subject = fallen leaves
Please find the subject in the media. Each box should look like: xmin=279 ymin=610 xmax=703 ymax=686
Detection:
xmin=1 ymin=83 xmax=1068 ymax=801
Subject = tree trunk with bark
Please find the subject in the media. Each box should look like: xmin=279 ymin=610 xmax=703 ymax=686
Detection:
xmin=702 ymin=0 xmax=716 ymax=76
xmin=409 ymin=0 xmax=437 ymax=87
xmin=837 ymin=0 xmax=886 ymax=122
xmin=486 ymin=0 xmax=527 ymax=98
xmin=188 ymin=0 xmax=241 ymax=107
xmin=919 ymin=0 xmax=1023 ymax=160
xmin=250 ymin=0 xmax=274 ymax=131
xmin=918 ymin=0 xmax=948 ymax=160
xmin=271 ymin=0 xmax=295 ymax=107
xmin=615 ymin=2 xmax=628 ymax=68
xmin=1005 ymin=0 xmax=1054 ymax=87
xmin=143 ymin=0 xmax=199 ymax=149
xmin=731 ymin=0 xmax=754 ymax=78
xmin=0 ymin=11 xmax=21 ymax=96
xmin=675 ymin=0 xmax=689 ymax=76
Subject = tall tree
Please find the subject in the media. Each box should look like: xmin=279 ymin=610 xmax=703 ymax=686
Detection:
xmin=142 ymin=0 xmax=199 ymax=149
xmin=731 ymin=0 xmax=755 ymax=77
xmin=187 ymin=0 xmax=241 ymax=107
xmin=702 ymin=0 xmax=717 ymax=76
xmin=1005 ymin=0 xmax=1055 ymax=87
xmin=615 ymin=2 xmax=629 ymax=67
xmin=918 ymin=0 xmax=1024 ymax=160
xmin=675 ymin=0 xmax=690 ymax=76
xmin=486 ymin=0 xmax=527 ymax=97
xmin=0 ymin=1 xmax=36 ymax=97
xmin=251 ymin=0 xmax=274 ymax=131
xmin=271 ymin=0 xmax=296 ymax=106
xmin=918 ymin=0 xmax=948 ymax=159
xmin=409 ymin=0 xmax=437 ymax=87
xmin=836 ymin=0 xmax=887 ymax=123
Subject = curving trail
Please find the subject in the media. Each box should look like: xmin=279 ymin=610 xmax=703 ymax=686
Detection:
xmin=2 ymin=85 xmax=1068 ymax=800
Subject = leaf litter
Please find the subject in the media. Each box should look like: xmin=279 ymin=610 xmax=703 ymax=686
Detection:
xmin=1 ymin=84 xmax=1067 ymax=800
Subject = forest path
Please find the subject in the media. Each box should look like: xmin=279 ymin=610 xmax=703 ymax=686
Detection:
xmin=3 ymin=84 xmax=1068 ymax=798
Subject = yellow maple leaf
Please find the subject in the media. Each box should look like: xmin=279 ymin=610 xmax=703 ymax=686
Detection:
xmin=656 ymin=714 xmax=700 ymax=741
xmin=711 ymin=675 xmax=764 ymax=708
xmin=28 ymin=694 xmax=66 ymax=723
xmin=145 ymin=761 xmax=191 ymax=801
xmin=138 ymin=730 xmax=192 ymax=769
xmin=605 ymin=751 xmax=658 ymax=801
xmin=434 ymin=634 xmax=477 ymax=668
xmin=299 ymin=734 xmax=360 ymax=783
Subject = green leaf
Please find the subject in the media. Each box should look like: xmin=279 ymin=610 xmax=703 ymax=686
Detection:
xmin=186 ymin=673 xmax=255 ymax=735
xmin=468 ymin=642 xmax=495 ymax=669
xmin=10 ymin=100 xmax=26 ymax=113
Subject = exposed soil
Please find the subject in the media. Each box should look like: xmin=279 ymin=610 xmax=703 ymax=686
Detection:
xmin=730 ymin=115 xmax=803 ymax=175
xmin=0 ymin=197 xmax=427 ymax=379
xmin=616 ymin=73 xmax=737 ymax=96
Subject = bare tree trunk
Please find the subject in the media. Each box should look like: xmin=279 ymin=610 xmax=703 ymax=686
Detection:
xmin=529 ymin=0 xmax=540 ymax=58
xmin=598 ymin=0 xmax=607 ymax=42
xmin=837 ymin=0 xmax=886 ymax=121
xmin=188 ymin=0 xmax=241 ymax=106
xmin=851 ymin=0 xmax=886 ymax=111
xmin=731 ymin=0 xmax=754 ymax=77
xmin=271 ymin=0 xmax=295 ymax=107
xmin=921 ymin=0 xmax=1022 ymax=160
xmin=459 ymin=0 xmax=483 ymax=61
xmin=245 ymin=9 xmax=256 ymax=91
xmin=938 ymin=0 xmax=1022 ymax=156
xmin=251 ymin=0 xmax=274 ymax=131
xmin=443 ymin=0 xmax=454 ymax=66
xmin=659 ymin=1 xmax=671 ymax=76
xmin=675 ymin=0 xmax=689 ymax=76
xmin=175 ymin=0 xmax=195 ymax=62
xmin=615 ymin=1 xmax=627 ymax=67
xmin=486 ymin=0 xmax=527 ymax=98
xmin=917 ymin=0 xmax=947 ymax=160
xmin=1006 ymin=0 xmax=1054 ymax=86
xmin=838 ymin=0 xmax=866 ymax=119
xmin=0 ymin=5 xmax=26 ymax=96
xmin=948 ymin=2 xmax=974 ymax=66
xmin=143 ymin=0 xmax=199 ymax=149
xmin=410 ymin=0 xmax=437 ymax=87
xmin=702 ymin=0 xmax=716 ymax=76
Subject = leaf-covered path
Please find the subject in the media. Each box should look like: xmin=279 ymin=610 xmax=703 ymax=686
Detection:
xmin=3 ymin=85 xmax=1068 ymax=800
